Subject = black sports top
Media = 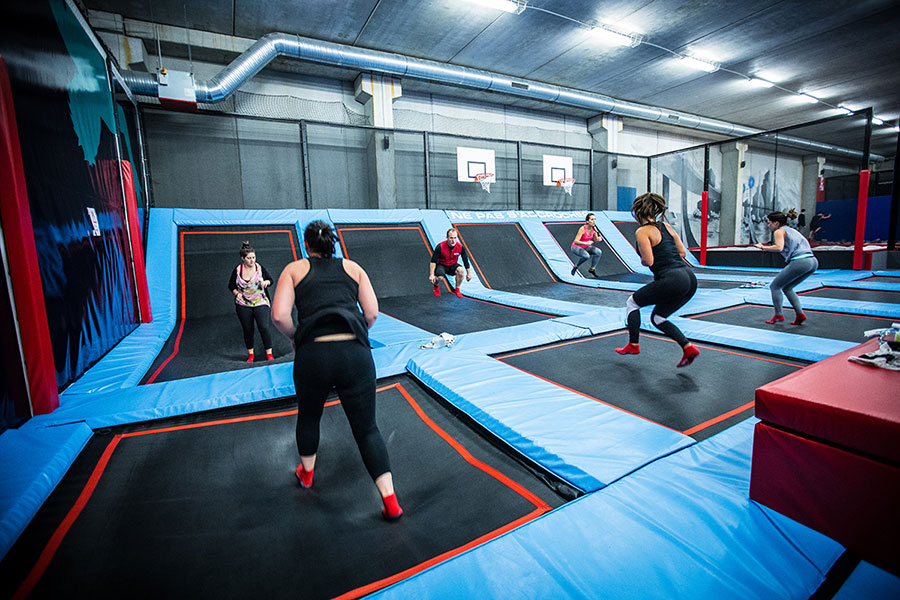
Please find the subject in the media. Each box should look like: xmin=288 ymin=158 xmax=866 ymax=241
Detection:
xmin=293 ymin=257 xmax=370 ymax=346
xmin=648 ymin=222 xmax=686 ymax=277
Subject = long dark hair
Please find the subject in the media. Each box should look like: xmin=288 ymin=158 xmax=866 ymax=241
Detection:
xmin=239 ymin=241 xmax=254 ymax=258
xmin=632 ymin=192 xmax=667 ymax=224
xmin=304 ymin=220 xmax=336 ymax=258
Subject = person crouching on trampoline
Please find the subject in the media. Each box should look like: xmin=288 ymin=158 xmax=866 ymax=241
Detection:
xmin=616 ymin=193 xmax=700 ymax=368
xmin=754 ymin=211 xmax=818 ymax=325
xmin=271 ymin=220 xmax=403 ymax=521
xmin=229 ymin=241 xmax=274 ymax=362
xmin=570 ymin=213 xmax=603 ymax=276
xmin=429 ymin=228 xmax=472 ymax=298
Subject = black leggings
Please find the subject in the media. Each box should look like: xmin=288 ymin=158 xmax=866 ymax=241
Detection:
xmin=628 ymin=268 xmax=697 ymax=346
xmin=235 ymin=304 xmax=273 ymax=350
xmin=293 ymin=340 xmax=391 ymax=481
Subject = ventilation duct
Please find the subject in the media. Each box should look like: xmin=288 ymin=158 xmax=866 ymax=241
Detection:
xmin=122 ymin=33 xmax=874 ymax=161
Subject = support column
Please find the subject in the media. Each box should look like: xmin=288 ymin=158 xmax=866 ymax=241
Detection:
xmin=588 ymin=115 xmax=623 ymax=211
xmin=801 ymin=156 xmax=826 ymax=236
xmin=720 ymin=142 xmax=747 ymax=245
xmin=355 ymin=73 xmax=402 ymax=209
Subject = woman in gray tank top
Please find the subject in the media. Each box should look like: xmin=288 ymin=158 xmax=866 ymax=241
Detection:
xmin=754 ymin=211 xmax=818 ymax=325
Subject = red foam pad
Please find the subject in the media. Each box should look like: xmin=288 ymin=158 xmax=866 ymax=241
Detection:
xmin=750 ymin=422 xmax=900 ymax=575
xmin=755 ymin=338 xmax=900 ymax=463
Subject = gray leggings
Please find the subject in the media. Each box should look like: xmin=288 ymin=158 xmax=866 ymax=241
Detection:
xmin=770 ymin=256 xmax=818 ymax=315
xmin=571 ymin=245 xmax=602 ymax=269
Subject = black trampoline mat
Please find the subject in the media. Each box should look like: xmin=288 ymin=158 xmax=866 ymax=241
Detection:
xmin=336 ymin=223 xmax=551 ymax=334
xmin=799 ymin=287 xmax=900 ymax=305
xmin=611 ymin=220 xmax=777 ymax=279
xmin=861 ymin=276 xmax=900 ymax=284
xmin=1 ymin=376 xmax=563 ymax=599
xmin=142 ymin=226 xmax=300 ymax=384
xmin=686 ymin=304 xmax=898 ymax=343
xmin=495 ymin=331 xmax=806 ymax=441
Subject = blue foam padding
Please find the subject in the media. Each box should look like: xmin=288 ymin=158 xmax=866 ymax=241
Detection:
xmin=368 ymin=419 xmax=843 ymax=600
xmin=327 ymin=208 xmax=423 ymax=224
xmin=593 ymin=212 xmax=651 ymax=274
xmin=369 ymin=313 xmax=433 ymax=347
xmin=171 ymin=208 xmax=303 ymax=225
xmin=408 ymin=350 xmax=694 ymax=493
xmin=737 ymin=287 xmax=900 ymax=319
xmin=832 ymin=561 xmax=900 ymax=600
xmin=0 ymin=421 xmax=92 ymax=559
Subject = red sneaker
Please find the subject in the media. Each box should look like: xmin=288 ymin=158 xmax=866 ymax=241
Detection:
xmin=676 ymin=344 xmax=700 ymax=368
xmin=432 ymin=284 xmax=441 ymax=297
xmin=791 ymin=313 xmax=807 ymax=326
xmin=454 ymin=288 xmax=463 ymax=298
xmin=615 ymin=343 xmax=640 ymax=355
xmin=266 ymin=352 xmax=275 ymax=361
xmin=246 ymin=353 xmax=255 ymax=363
xmin=295 ymin=464 xmax=313 ymax=488
xmin=765 ymin=315 xmax=785 ymax=324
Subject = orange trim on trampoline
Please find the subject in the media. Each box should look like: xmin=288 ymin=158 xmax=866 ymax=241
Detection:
xmin=453 ymin=228 xmax=489 ymax=288
xmin=19 ymin=383 xmax=551 ymax=599
xmin=682 ymin=400 xmax=755 ymax=436
xmin=144 ymin=229 xmax=297 ymax=384
xmin=12 ymin=434 xmax=124 ymax=600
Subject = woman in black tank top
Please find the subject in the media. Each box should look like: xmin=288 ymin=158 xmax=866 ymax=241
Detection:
xmin=271 ymin=220 xmax=403 ymax=521
xmin=615 ymin=193 xmax=700 ymax=368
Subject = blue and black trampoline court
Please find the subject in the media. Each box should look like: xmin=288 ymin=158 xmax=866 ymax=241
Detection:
xmin=4 ymin=208 xmax=900 ymax=598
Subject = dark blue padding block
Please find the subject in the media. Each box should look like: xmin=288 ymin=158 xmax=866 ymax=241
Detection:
xmin=408 ymin=350 xmax=693 ymax=493
xmin=0 ymin=421 xmax=92 ymax=559
xmin=367 ymin=419 xmax=843 ymax=600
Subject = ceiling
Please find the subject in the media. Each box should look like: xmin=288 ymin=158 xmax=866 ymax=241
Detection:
xmin=83 ymin=0 xmax=900 ymax=160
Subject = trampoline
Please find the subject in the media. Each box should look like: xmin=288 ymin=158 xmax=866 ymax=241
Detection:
xmin=0 ymin=375 xmax=564 ymax=599
xmin=611 ymin=220 xmax=780 ymax=279
xmin=335 ymin=223 xmax=551 ymax=335
xmin=454 ymin=222 xmax=632 ymax=306
xmin=494 ymin=331 xmax=806 ymax=441
xmin=861 ymin=276 xmax=900 ymax=284
xmin=141 ymin=226 xmax=299 ymax=384
xmin=686 ymin=304 xmax=898 ymax=343
xmin=799 ymin=286 xmax=900 ymax=305
xmin=545 ymin=222 xmax=739 ymax=289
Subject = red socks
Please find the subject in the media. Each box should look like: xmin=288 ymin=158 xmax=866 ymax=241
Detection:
xmin=432 ymin=284 xmax=441 ymax=297
xmin=266 ymin=350 xmax=274 ymax=361
xmin=615 ymin=343 xmax=640 ymax=355
xmin=765 ymin=315 xmax=784 ymax=324
xmin=246 ymin=351 xmax=254 ymax=363
xmin=791 ymin=313 xmax=807 ymax=326
xmin=454 ymin=288 xmax=463 ymax=298
xmin=381 ymin=493 xmax=403 ymax=521
xmin=295 ymin=464 xmax=314 ymax=488
xmin=677 ymin=345 xmax=700 ymax=368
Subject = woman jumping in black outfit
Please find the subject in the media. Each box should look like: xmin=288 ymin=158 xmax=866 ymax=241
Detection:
xmin=271 ymin=221 xmax=402 ymax=521
xmin=615 ymin=193 xmax=700 ymax=368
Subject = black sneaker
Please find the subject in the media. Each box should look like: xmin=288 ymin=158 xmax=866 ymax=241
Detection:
xmin=589 ymin=267 xmax=598 ymax=277
xmin=571 ymin=266 xmax=578 ymax=275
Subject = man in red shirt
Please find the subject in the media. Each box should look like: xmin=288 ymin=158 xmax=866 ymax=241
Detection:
xmin=429 ymin=228 xmax=472 ymax=297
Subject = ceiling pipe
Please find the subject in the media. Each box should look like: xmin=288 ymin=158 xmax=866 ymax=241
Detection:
xmin=122 ymin=32 xmax=874 ymax=161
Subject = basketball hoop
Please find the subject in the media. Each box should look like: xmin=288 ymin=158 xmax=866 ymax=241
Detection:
xmin=474 ymin=173 xmax=494 ymax=193
xmin=557 ymin=177 xmax=576 ymax=196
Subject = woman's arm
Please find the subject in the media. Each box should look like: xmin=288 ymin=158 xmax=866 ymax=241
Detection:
xmin=260 ymin=265 xmax=273 ymax=288
xmin=271 ymin=267 xmax=296 ymax=339
xmin=755 ymin=229 xmax=785 ymax=252
xmin=354 ymin=263 xmax=379 ymax=329
xmin=635 ymin=227 xmax=654 ymax=267
xmin=592 ymin=225 xmax=603 ymax=243
xmin=666 ymin=223 xmax=687 ymax=258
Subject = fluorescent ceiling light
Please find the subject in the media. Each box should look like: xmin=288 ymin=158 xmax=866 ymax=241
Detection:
xmin=465 ymin=0 xmax=524 ymax=13
xmin=835 ymin=105 xmax=853 ymax=115
xmin=680 ymin=55 xmax=719 ymax=72
xmin=872 ymin=116 xmax=885 ymax=126
xmin=746 ymin=77 xmax=774 ymax=88
xmin=798 ymin=93 xmax=819 ymax=104
xmin=591 ymin=25 xmax=641 ymax=47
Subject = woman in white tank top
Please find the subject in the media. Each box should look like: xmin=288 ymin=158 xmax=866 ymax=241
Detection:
xmin=754 ymin=211 xmax=818 ymax=325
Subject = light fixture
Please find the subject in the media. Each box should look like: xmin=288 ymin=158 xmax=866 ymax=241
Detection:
xmin=797 ymin=93 xmax=819 ymax=104
xmin=872 ymin=115 xmax=885 ymax=126
xmin=679 ymin=55 xmax=719 ymax=73
xmin=590 ymin=24 xmax=642 ymax=47
xmin=746 ymin=77 xmax=774 ymax=88
xmin=835 ymin=105 xmax=853 ymax=115
xmin=465 ymin=0 xmax=526 ymax=14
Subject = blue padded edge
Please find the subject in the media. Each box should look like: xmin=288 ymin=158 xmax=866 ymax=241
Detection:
xmin=367 ymin=418 xmax=843 ymax=600
xmin=327 ymin=208 xmax=423 ymax=224
xmin=369 ymin=312 xmax=434 ymax=347
xmin=593 ymin=212 xmax=652 ymax=274
xmin=407 ymin=350 xmax=693 ymax=493
xmin=736 ymin=287 xmax=900 ymax=319
xmin=0 ymin=421 xmax=92 ymax=559
xmin=832 ymin=561 xmax=900 ymax=600
xmin=445 ymin=209 xmax=586 ymax=224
